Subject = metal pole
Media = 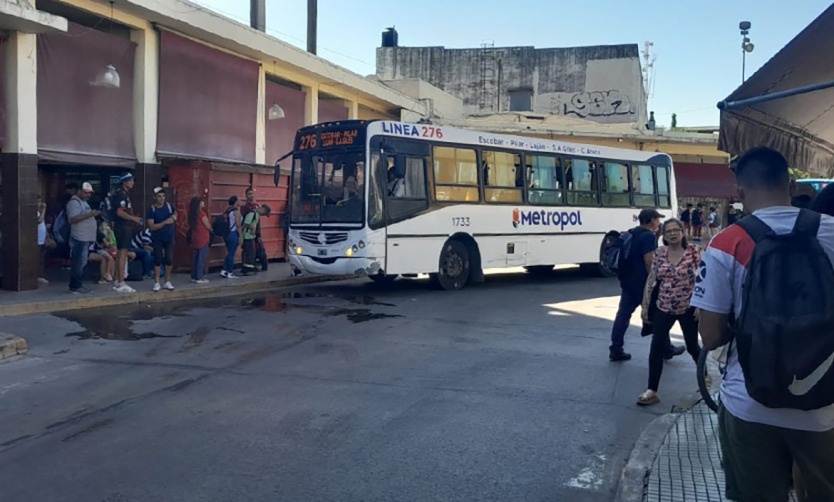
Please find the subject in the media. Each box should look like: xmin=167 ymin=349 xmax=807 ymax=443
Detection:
xmin=307 ymin=0 xmax=317 ymax=55
xmin=717 ymin=79 xmax=834 ymax=110
xmin=742 ymin=50 xmax=746 ymax=83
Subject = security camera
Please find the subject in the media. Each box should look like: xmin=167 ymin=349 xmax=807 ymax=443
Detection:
xmin=739 ymin=21 xmax=751 ymax=31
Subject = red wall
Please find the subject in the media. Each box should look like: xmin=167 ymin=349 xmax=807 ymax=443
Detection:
xmin=167 ymin=161 xmax=287 ymax=272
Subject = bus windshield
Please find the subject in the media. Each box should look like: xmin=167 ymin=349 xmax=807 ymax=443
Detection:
xmin=291 ymin=151 xmax=366 ymax=225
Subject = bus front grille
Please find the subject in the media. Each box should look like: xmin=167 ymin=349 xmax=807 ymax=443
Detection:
xmin=298 ymin=232 xmax=350 ymax=245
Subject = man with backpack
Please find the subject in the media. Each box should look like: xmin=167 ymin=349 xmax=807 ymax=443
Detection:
xmin=65 ymin=183 xmax=99 ymax=294
xmin=609 ymin=208 xmax=685 ymax=361
xmin=692 ymin=147 xmax=834 ymax=500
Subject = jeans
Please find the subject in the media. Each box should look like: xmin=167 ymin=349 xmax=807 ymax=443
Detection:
xmin=648 ymin=308 xmax=701 ymax=391
xmin=69 ymin=237 xmax=90 ymax=290
xmin=192 ymin=246 xmax=208 ymax=280
xmin=242 ymin=239 xmax=256 ymax=273
xmin=131 ymin=248 xmax=153 ymax=276
xmin=609 ymin=287 xmax=643 ymax=354
xmin=224 ymin=231 xmax=239 ymax=273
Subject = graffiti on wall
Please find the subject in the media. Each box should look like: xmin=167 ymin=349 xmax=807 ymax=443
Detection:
xmin=563 ymin=90 xmax=636 ymax=118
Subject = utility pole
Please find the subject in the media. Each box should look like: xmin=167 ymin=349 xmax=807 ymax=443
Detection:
xmin=739 ymin=21 xmax=754 ymax=83
xmin=250 ymin=0 xmax=265 ymax=32
xmin=307 ymin=0 xmax=317 ymax=55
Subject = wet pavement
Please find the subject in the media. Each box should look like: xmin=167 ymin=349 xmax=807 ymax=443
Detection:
xmin=0 ymin=268 xmax=702 ymax=501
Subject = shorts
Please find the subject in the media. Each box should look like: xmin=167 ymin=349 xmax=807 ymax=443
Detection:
xmin=718 ymin=403 xmax=834 ymax=501
xmin=153 ymin=240 xmax=174 ymax=267
xmin=115 ymin=225 xmax=133 ymax=250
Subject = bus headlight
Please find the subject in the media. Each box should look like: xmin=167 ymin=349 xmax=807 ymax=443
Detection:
xmin=294 ymin=246 xmax=303 ymax=255
xmin=345 ymin=247 xmax=354 ymax=257
xmin=358 ymin=240 xmax=366 ymax=249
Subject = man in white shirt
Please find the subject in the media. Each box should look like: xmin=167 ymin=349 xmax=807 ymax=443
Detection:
xmin=691 ymin=147 xmax=834 ymax=501
xmin=66 ymin=182 xmax=100 ymax=294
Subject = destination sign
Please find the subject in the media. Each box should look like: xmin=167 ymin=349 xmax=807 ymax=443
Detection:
xmin=296 ymin=127 xmax=364 ymax=151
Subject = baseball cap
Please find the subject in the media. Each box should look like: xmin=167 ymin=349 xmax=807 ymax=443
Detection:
xmin=638 ymin=208 xmax=665 ymax=225
xmin=119 ymin=173 xmax=134 ymax=183
xmin=81 ymin=182 xmax=94 ymax=193
xmin=153 ymin=187 xmax=165 ymax=195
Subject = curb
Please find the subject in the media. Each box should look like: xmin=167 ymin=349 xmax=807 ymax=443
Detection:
xmin=0 ymin=274 xmax=358 ymax=318
xmin=0 ymin=334 xmax=28 ymax=360
xmin=615 ymin=412 xmax=679 ymax=502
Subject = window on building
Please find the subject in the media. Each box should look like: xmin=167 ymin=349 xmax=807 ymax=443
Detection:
xmin=508 ymin=90 xmax=533 ymax=112
xmin=631 ymin=164 xmax=656 ymax=207
xmin=601 ymin=161 xmax=631 ymax=206
xmin=482 ymin=150 xmax=522 ymax=203
xmin=565 ymin=158 xmax=599 ymax=206
xmin=656 ymin=166 xmax=671 ymax=208
xmin=526 ymin=154 xmax=565 ymax=205
xmin=433 ymin=146 xmax=479 ymax=202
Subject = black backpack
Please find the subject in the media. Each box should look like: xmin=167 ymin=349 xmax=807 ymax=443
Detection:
xmin=734 ymin=209 xmax=834 ymax=410
xmin=602 ymin=229 xmax=635 ymax=275
xmin=212 ymin=211 xmax=231 ymax=240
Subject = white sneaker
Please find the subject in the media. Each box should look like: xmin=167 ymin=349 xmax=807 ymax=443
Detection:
xmin=226 ymin=273 xmax=238 ymax=279
xmin=114 ymin=284 xmax=136 ymax=293
xmin=220 ymin=270 xmax=229 ymax=278
xmin=196 ymin=279 xmax=210 ymax=284
xmin=153 ymin=282 xmax=161 ymax=292
xmin=163 ymin=281 xmax=175 ymax=291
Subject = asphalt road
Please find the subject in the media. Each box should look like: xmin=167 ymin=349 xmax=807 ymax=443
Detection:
xmin=0 ymin=268 xmax=700 ymax=501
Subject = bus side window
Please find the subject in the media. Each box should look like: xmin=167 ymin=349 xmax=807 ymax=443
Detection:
xmin=525 ymin=154 xmax=564 ymax=205
xmin=566 ymin=158 xmax=600 ymax=206
xmin=601 ymin=161 xmax=630 ymax=207
xmin=482 ymin=150 xmax=522 ymax=203
xmin=433 ymin=146 xmax=479 ymax=202
xmin=632 ymin=164 xmax=657 ymax=207
xmin=387 ymin=154 xmax=430 ymax=224
xmin=656 ymin=166 xmax=671 ymax=208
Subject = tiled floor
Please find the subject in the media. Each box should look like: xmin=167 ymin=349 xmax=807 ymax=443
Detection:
xmin=645 ymin=400 xmax=798 ymax=502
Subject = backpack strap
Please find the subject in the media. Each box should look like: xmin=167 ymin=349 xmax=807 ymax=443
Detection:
xmin=792 ymin=208 xmax=820 ymax=237
xmin=736 ymin=215 xmax=774 ymax=243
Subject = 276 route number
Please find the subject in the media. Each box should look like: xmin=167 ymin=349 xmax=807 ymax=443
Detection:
xmin=452 ymin=217 xmax=470 ymax=227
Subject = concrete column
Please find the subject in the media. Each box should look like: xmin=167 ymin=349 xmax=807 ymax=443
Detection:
xmin=131 ymin=27 xmax=158 ymax=165
xmin=256 ymin=64 xmax=266 ymax=164
xmin=2 ymin=31 xmax=39 ymax=291
xmin=304 ymin=84 xmax=319 ymax=125
xmin=347 ymin=99 xmax=359 ymax=120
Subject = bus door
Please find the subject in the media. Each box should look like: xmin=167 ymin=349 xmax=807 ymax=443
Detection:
xmin=374 ymin=137 xmax=431 ymax=273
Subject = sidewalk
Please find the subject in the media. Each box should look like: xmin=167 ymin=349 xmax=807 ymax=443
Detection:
xmin=643 ymin=400 xmax=798 ymax=502
xmin=0 ymin=262 xmax=354 ymax=317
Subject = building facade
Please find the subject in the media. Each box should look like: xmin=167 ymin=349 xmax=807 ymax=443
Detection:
xmin=377 ymin=39 xmax=647 ymax=125
xmin=0 ymin=0 xmax=426 ymax=291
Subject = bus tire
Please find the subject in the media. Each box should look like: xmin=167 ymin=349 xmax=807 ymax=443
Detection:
xmin=369 ymin=274 xmax=397 ymax=285
xmin=524 ymin=265 xmax=554 ymax=276
xmin=436 ymin=240 xmax=470 ymax=291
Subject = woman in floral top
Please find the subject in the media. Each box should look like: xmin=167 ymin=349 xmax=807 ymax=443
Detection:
xmin=637 ymin=218 xmax=703 ymax=405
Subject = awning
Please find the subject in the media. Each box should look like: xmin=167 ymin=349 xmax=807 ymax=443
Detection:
xmin=674 ymin=162 xmax=736 ymax=198
xmin=717 ymin=4 xmax=834 ymax=176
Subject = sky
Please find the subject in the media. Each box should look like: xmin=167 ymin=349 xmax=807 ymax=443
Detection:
xmin=191 ymin=0 xmax=831 ymax=128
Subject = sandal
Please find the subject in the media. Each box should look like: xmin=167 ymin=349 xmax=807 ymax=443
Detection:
xmin=636 ymin=390 xmax=660 ymax=406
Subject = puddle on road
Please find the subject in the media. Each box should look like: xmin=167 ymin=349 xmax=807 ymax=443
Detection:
xmin=57 ymin=291 xmax=400 ymax=341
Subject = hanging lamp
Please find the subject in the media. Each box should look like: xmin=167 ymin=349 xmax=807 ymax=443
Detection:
xmin=92 ymin=1 xmax=120 ymax=89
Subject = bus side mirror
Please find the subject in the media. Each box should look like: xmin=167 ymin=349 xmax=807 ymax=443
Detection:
xmin=273 ymin=164 xmax=281 ymax=187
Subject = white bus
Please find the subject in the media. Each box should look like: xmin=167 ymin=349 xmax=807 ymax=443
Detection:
xmin=279 ymin=120 xmax=676 ymax=290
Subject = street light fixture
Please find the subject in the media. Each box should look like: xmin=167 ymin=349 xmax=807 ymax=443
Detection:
xmin=740 ymin=21 xmax=754 ymax=83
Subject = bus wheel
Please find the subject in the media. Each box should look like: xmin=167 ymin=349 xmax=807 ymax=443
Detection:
xmin=581 ymin=233 xmax=619 ymax=278
xmin=369 ymin=274 xmax=398 ymax=285
xmin=524 ymin=265 xmax=554 ymax=276
xmin=437 ymin=240 xmax=470 ymax=290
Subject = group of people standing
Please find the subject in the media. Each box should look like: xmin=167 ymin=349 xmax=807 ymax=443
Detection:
xmin=680 ymin=203 xmax=726 ymax=242
xmin=65 ymin=175 xmax=272 ymax=294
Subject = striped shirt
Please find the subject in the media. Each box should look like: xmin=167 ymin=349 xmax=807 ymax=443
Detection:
xmin=690 ymin=206 xmax=834 ymax=431
xmin=130 ymin=229 xmax=152 ymax=250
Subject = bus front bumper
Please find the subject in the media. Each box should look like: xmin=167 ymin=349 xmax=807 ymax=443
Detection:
xmin=288 ymin=254 xmax=383 ymax=277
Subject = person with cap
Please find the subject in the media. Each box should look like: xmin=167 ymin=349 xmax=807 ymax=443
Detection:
xmin=241 ymin=204 xmax=271 ymax=276
xmin=65 ymin=182 xmax=100 ymax=294
xmin=221 ymin=196 xmax=242 ymax=279
xmin=146 ymin=187 xmax=177 ymax=292
xmin=112 ymin=172 xmax=142 ymax=293
xmin=241 ymin=187 xmax=268 ymax=272
xmin=609 ymin=208 xmax=685 ymax=362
